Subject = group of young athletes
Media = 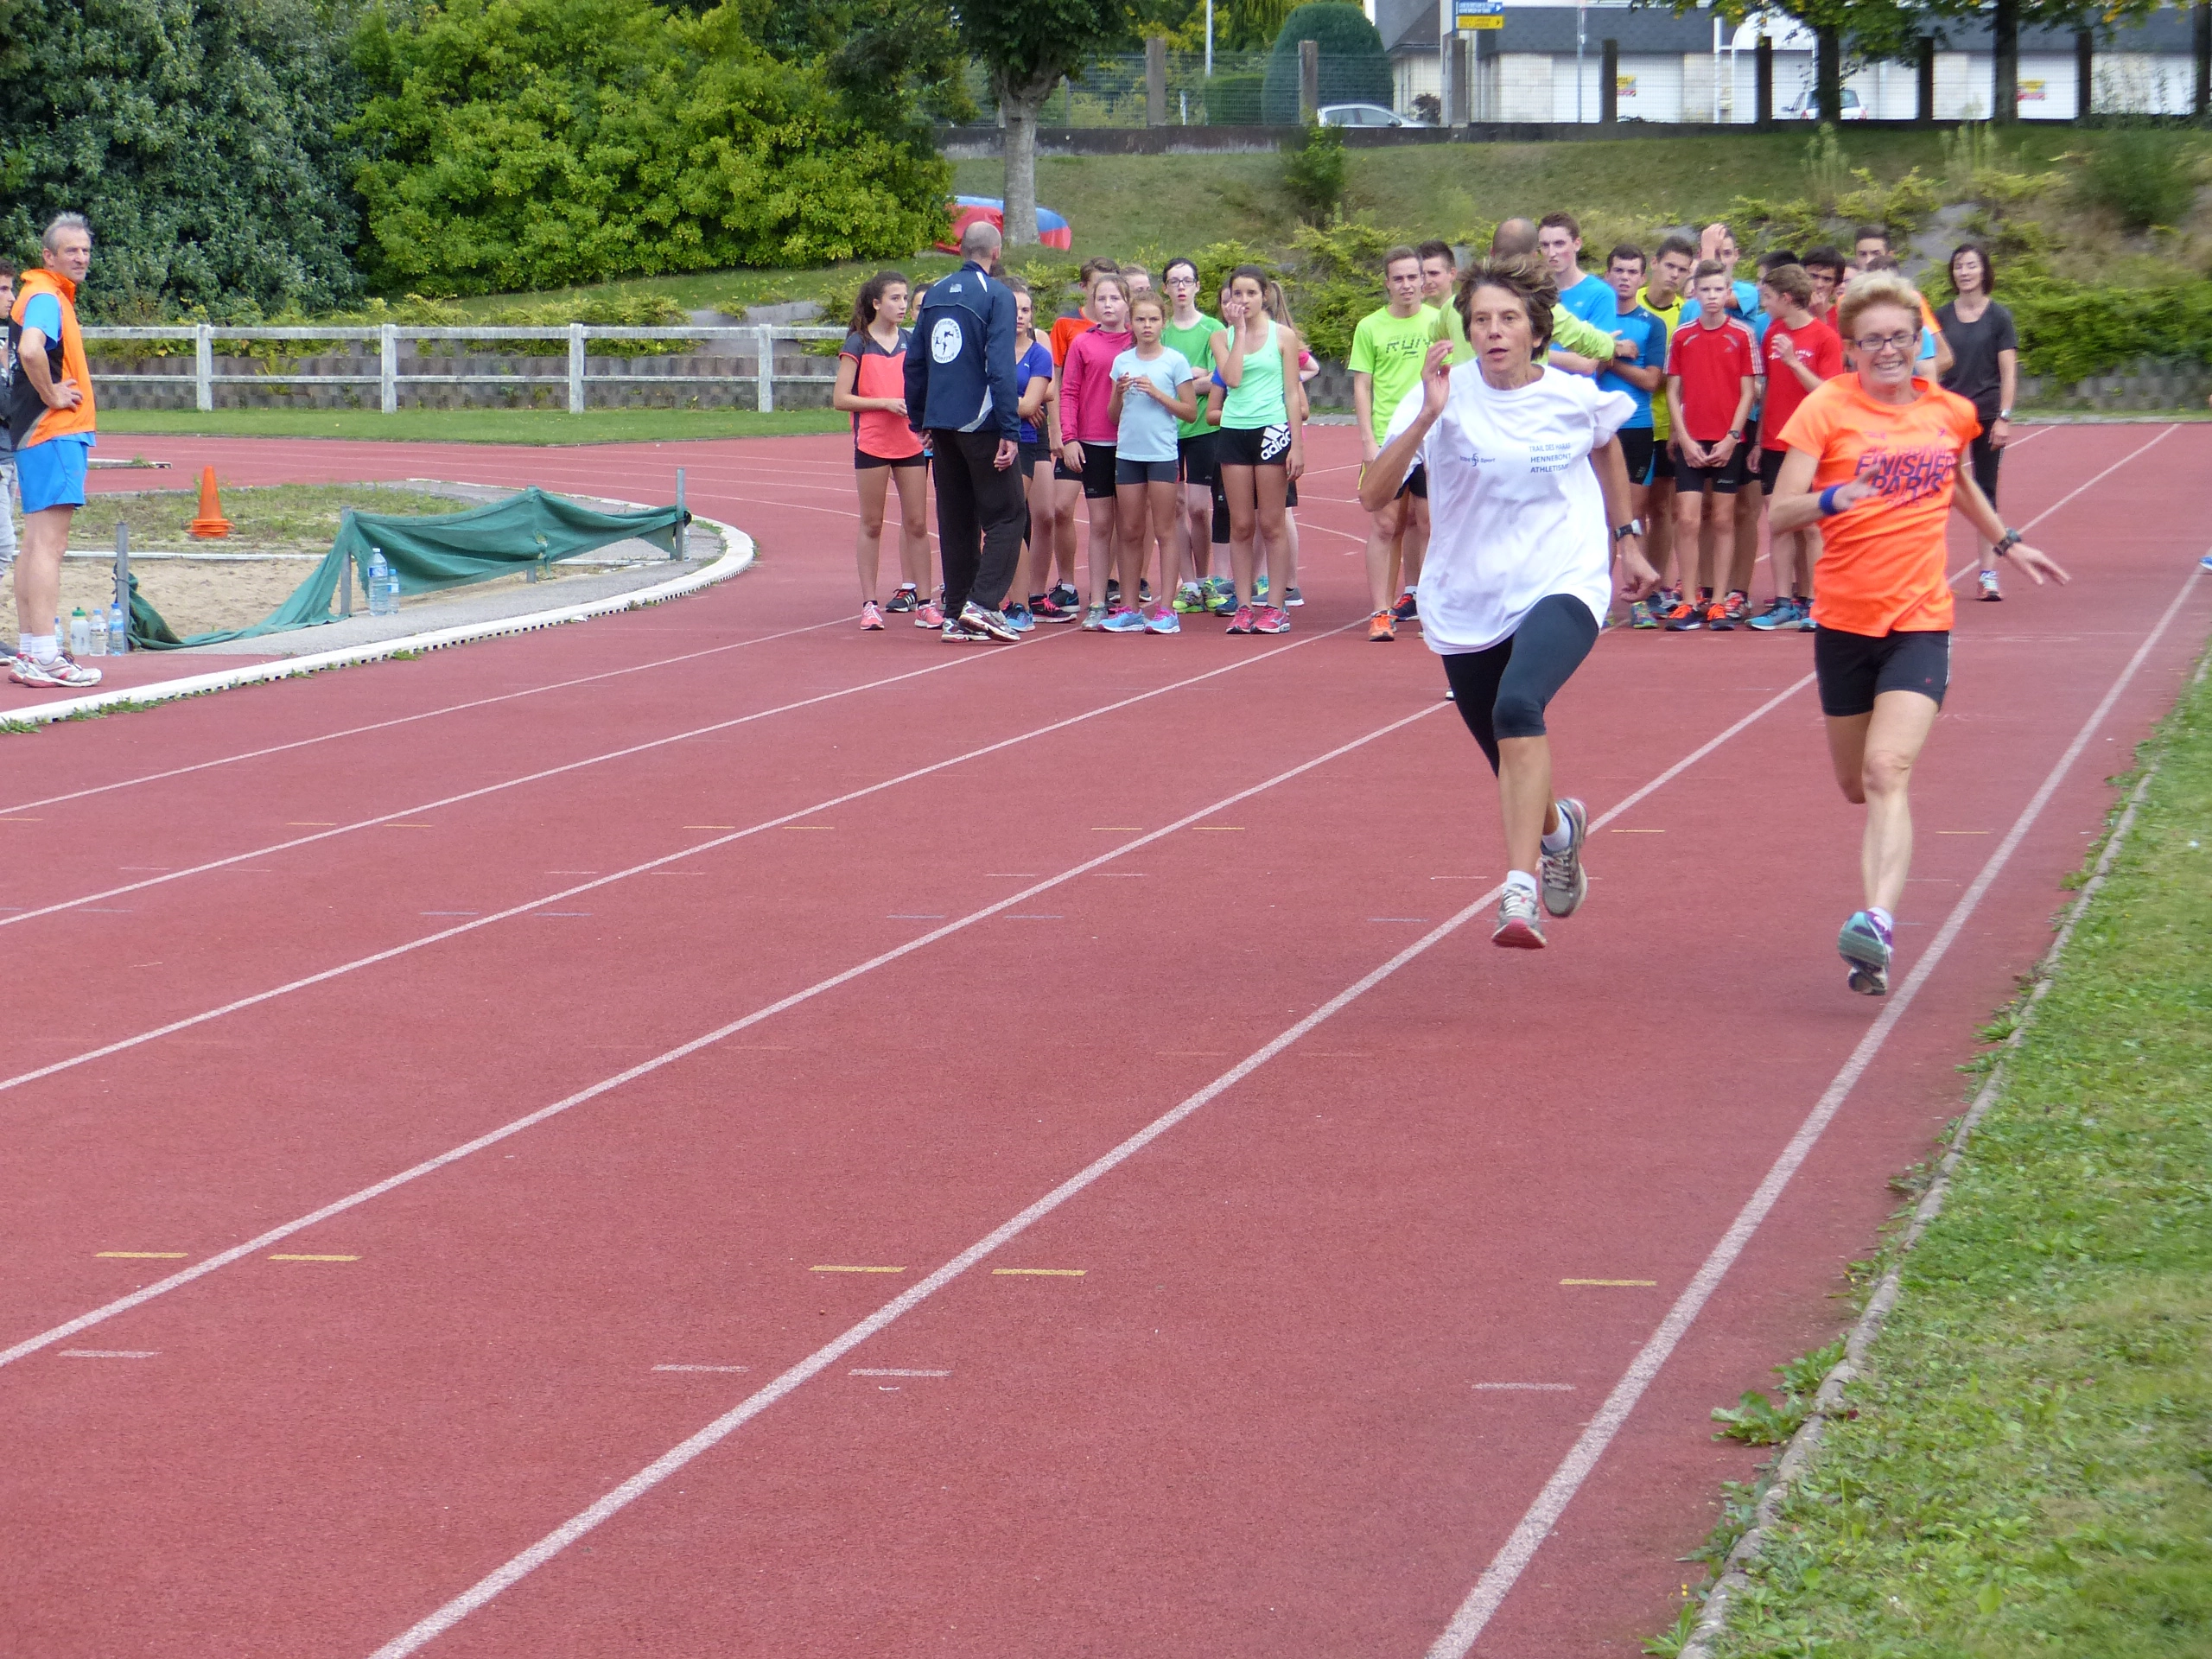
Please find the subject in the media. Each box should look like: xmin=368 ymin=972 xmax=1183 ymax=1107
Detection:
xmin=836 ymin=213 xmax=2068 ymax=997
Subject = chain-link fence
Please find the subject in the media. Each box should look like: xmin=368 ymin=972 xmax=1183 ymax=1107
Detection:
xmin=954 ymin=49 xmax=1395 ymax=128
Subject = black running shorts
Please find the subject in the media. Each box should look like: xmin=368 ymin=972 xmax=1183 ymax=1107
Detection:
xmin=1813 ymin=626 xmax=1951 ymax=718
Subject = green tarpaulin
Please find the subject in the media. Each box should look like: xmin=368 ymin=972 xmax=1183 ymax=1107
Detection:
xmin=131 ymin=487 xmax=688 ymax=651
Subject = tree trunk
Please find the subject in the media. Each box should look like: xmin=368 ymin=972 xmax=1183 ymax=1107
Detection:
xmin=1992 ymin=0 xmax=2019 ymax=123
xmin=998 ymin=74 xmax=1057 ymax=247
xmin=1815 ymin=24 xmax=1842 ymax=126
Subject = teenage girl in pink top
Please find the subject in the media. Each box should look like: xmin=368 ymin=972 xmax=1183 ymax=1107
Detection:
xmin=835 ymin=271 xmax=937 ymax=631
xmin=1056 ymin=273 xmax=1134 ymax=628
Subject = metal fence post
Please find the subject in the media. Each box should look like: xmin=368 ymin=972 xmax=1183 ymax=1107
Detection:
xmin=673 ymin=466 xmax=686 ymax=560
xmin=194 ymin=324 xmax=213 ymax=413
xmin=113 ymin=522 xmax=131 ymax=652
xmin=756 ymin=325 xmax=775 ymax=414
xmin=379 ymin=326 xmax=398 ymax=414
xmin=569 ymin=322 xmax=587 ymax=414
xmin=337 ymin=509 xmax=354 ymax=617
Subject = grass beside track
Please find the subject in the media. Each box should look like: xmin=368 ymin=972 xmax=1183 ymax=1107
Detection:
xmin=98 ymin=409 xmax=847 ymax=445
xmin=1699 ymin=652 xmax=2212 ymax=1659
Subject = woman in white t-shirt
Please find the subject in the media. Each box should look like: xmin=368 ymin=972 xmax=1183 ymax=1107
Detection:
xmin=1362 ymin=253 xmax=1659 ymax=949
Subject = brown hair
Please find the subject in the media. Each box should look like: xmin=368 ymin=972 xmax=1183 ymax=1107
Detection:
xmin=1760 ymin=263 xmax=1814 ymax=307
xmin=849 ymin=270 xmax=909 ymax=334
xmin=1537 ymin=210 xmax=1581 ymax=239
xmin=1837 ymin=271 xmax=1923 ymax=342
xmin=1080 ymin=257 xmax=1122 ymax=285
xmin=1853 ymin=225 xmax=1890 ymax=249
xmin=1454 ymin=253 xmax=1557 ymax=352
xmin=1090 ymin=272 xmax=1131 ymax=308
xmin=0 ymin=257 xmax=15 ymax=282
xmin=1128 ymin=291 xmax=1166 ymax=320
xmin=1691 ymin=258 xmax=1731 ymax=283
xmin=1415 ymin=239 xmax=1454 ymax=267
xmin=1802 ymin=245 xmax=1846 ymax=277
xmin=1606 ymin=243 xmax=1645 ymax=270
xmin=1383 ymin=244 xmax=1421 ymax=276
xmin=1655 ymin=232 xmax=1699 ymax=264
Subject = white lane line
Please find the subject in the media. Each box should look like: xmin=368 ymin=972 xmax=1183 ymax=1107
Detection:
xmin=3 ymin=634 xmax=1062 ymax=932
xmin=1473 ymin=1383 xmax=1574 ymax=1392
xmin=849 ymin=1369 xmax=950 ymax=1378
xmin=652 ymin=1364 xmax=747 ymax=1374
xmin=1420 ymin=558 xmax=2205 ymax=1659
xmin=353 ymin=675 xmax=1821 ymax=1659
xmin=0 ymin=664 xmax=1413 ymax=1376
xmin=60 ymin=1349 xmax=158 ymax=1359
xmin=1 ymin=615 xmax=853 ymax=818
xmin=0 ymin=628 xmax=1344 ymax=1103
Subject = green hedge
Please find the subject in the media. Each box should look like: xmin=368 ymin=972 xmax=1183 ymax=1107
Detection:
xmin=1999 ymin=281 xmax=2212 ymax=386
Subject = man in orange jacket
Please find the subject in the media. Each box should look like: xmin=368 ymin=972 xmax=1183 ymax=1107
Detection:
xmin=8 ymin=213 xmax=101 ymax=688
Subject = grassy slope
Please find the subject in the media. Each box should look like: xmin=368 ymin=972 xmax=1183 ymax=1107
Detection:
xmin=72 ymin=484 xmax=467 ymax=549
xmin=96 ymin=409 xmax=846 ymax=445
xmin=1706 ymin=660 xmax=2212 ymax=1659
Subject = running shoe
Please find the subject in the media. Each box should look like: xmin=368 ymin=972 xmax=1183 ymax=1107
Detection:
xmin=1106 ymin=579 xmax=1122 ymax=606
xmin=860 ymin=601 xmax=885 ymax=631
xmin=1838 ymin=911 xmax=1892 ymax=995
xmin=1747 ymin=597 xmax=1798 ymax=632
xmin=9 ymin=652 xmax=100 ymax=689
xmin=1138 ymin=581 xmax=1154 ymax=605
xmin=1206 ymin=578 xmax=1238 ymax=614
xmin=1173 ymin=582 xmax=1209 ymax=614
xmin=1661 ymin=598 xmax=1705 ymax=632
xmin=1252 ymin=605 xmax=1290 ymax=634
xmin=2201 ymin=551 xmax=2212 ymax=574
xmin=1030 ymin=593 xmax=1077 ymax=625
xmin=1492 ymin=887 xmax=1547 ymax=949
xmin=1706 ymin=592 xmax=1748 ymax=632
xmin=1369 ymin=610 xmax=1396 ymax=642
xmin=941 ymin=616 xmax=988 ymax=645
xmin=885 ymin=585 xmax=919 ymax=613
xmin=1255 ymin=575 xmax=1269 ymax=600
xmin=1391 ymin=591 xmax=1419 ymax=626
xmin=1790 ymin=604 xmax=1819 ymax=632
xmin=1081 ymin=603 xmax=1109 ymax=632
xmin=915 ymin=601 xmax=944 ymax=628
xmin=1002 ymin=605 xmax=1036 ymax=634
xmin=1282 ymin=586 xmax=1304 ymax=607
xmin=1102 ymin=607 xmax=1149 ymax=633
xmin=1977 ymin=569 xmax=2003 ymax=601
xmin=1225 ymin=605 xmax=1256 ymax=635
xmin=1628 ymin=599 xmax=1659 ymax=630
xmin=962 ymin=602 xmax=1020 ymax=643
xmin=1724 ymin=590 xmax=1751 ymax=623
xmin=1051 ymin=582 xmax=1081 ymax=613
xmin=1143 ymin=607 xmax=1182 ymax=636
xmin=1538 ymin=797 xmax=1589 ymax=918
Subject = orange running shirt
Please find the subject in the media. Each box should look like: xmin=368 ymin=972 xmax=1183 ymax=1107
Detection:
xmin=1779 ymin=375 xmax=1980 ymax=638
xmin=1048 ymin=315 xmax=1093 ymax=367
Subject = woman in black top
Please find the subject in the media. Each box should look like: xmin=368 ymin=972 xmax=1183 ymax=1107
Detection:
xmin=1936 ymin=243 xmax=2018 ymax=600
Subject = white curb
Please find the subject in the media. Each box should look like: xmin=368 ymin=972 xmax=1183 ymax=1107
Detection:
xmin=6 ymin=509 xmax=753 ymax=731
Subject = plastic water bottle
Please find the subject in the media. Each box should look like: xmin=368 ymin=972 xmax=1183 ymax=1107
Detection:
xmin=87 ymin=607 xmax=107 ymax=657
xmin=68 ymin=607 xmax=90 ymax=656
xmin=109 ymin=599 xmax=127 ymax=653
xmin=367 ymin=550 xmax=395 ymax=618
xmin=385 ymin=560 xmax=404 ymax=615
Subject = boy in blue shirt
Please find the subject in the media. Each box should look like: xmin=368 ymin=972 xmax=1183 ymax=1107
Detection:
xmin=1596 ymin=245 xmax=1668 ymax=625
xmin=1540 ymin=212 xmax=1618 ymax=330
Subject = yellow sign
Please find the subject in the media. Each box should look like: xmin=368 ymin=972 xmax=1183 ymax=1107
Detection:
xmin=1458 ymin=14 xmax=1503 ymax=27
xmin=1616 ymin=74 xmax=1637 ymax=96
xmin=2018 ymin=78 xmax=2047 ymax=100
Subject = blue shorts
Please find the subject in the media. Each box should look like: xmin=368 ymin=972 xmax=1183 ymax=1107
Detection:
xmin=16 ymin=437 xmax=91 ymax=513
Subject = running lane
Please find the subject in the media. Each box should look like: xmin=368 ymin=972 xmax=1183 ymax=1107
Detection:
xmin=1 ymin=424 xmax=2203 ymax=1658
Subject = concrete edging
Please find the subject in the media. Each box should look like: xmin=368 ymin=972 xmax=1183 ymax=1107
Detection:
xmin=1676 ymin=627 xmax=2210 ymax=1658
xmin=7 ymin=508 xmax=753 ymax=731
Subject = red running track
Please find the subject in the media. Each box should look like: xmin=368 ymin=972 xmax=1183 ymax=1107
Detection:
xmin=1 ymin=423 xmax=2207 ymax=1657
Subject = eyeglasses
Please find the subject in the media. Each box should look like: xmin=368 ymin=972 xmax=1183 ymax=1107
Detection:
xmin=1852 ymin=331 xmax=1918 ymax=355
xmin=1166 ymin=274 xmax=1198 ymax=287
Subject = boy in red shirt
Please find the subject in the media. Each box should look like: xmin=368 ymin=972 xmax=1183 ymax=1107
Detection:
xmin=1750 ymin=262 xmax=1843 ymax=630
xmin=1662 ymin=261 xmax=1758 ymax=630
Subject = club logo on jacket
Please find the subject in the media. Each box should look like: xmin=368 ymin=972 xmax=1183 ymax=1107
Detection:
xmin=931 ymin=319 xmax=963 ymax=364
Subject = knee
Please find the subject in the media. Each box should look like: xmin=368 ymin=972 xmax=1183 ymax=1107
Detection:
xmin=1861 ymin=748 xmax=1913 ymax=799
xmin=1491 ymin=689 xmax=1547 ymax=741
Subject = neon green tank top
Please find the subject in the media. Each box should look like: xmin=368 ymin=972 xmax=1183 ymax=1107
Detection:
xmin=1220 ymin=319 xmax=1286 ymax=429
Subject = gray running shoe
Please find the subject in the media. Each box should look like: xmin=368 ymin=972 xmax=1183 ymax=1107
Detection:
xmin=1838 ymin=911 xmax=1891 ymax=995
xmin=961 ymin=601 xmax=1020 ymax=643
xmin=1539 ymin=797 xmax=1589 ymax=918
xmin=1492 ymin=887 xmax=1547 ymax=949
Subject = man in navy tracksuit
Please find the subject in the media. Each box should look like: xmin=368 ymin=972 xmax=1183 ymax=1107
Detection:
xmin=904 ymin=220 xmax=1025 ymax=643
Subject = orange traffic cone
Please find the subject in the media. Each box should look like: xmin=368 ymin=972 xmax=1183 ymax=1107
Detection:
xmin=188 ymin=467 xmax=233 ymax=538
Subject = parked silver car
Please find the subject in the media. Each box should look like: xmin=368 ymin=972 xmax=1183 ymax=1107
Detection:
xmin=1318 ymin=103 xmax=1427 ymax=128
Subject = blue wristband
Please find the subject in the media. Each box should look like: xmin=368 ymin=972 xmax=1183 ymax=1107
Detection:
xmin=1818 ymin=483 xmax=1845 ymax=517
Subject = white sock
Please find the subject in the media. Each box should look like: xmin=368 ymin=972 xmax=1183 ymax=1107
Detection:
xmin=1540 ymin=810 xmax=1574 ymax=854
xmin=1504 ymin=869 xmax=1538 ymax=899
xmin=1401 ymin=584 xmax=1417 ymax=596
xmin=23 ymin=632 xmax=57 ymax=663
xmin=1869 ymin=906 xmax=1895 ymax=938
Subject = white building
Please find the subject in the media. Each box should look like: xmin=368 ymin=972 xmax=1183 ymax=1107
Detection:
xmin=1373 ymin=0 xmax=2204 ymax=123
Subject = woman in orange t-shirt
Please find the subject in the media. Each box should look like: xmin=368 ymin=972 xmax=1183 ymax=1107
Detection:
xmin=1770 ymin=272 xmax=2068 ymax=997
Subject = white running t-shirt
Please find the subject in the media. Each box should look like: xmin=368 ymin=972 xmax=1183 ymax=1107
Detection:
xmin=1385 ymin=363 xmax=1634 ymax=654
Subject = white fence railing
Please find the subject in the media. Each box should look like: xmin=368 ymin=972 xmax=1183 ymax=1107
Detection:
xmin=79 ymin=324 xmax=847 ymax=413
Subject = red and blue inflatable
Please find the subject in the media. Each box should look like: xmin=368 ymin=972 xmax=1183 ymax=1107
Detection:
xmin=936 ymin=195 xmax=1073 ymax=254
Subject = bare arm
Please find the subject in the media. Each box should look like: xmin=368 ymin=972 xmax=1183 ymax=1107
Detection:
xmin=1666 ymin=377 xmax=1706 ymax=467
xmin=1281 ymin=326 xmax=1307 ymax=480
xmin=1358 ymin=341 xmax=1449 ymax=512
xmin=831 ymin=353 xmax=902 ymax=416
xmin=1163 ymin=375 xmax=1200 ymax=423
xmin=1610 ymin=358 xmax=1662 ymax=392
xmin=1016 ymin=369 xmax=1047 ymax=423
xmin=1766 ymin=447 xmax=1825 ymax=532
xmin=1351 ymin=370 xmax=1376 ymax=460
xmin=1992 ymin=347 xmax=2018 ymax=448
xmin=1213 ymin=321 xmax=1247 ymax=389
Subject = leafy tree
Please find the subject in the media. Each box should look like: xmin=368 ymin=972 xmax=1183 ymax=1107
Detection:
xmin=349 ymin=0 xmax=949 ymax=293
xmin=949 ymin=0 xmax=1131 ymax=247
xmin=1261 ymin=1 xmax=1389 ymax=122
xmin=0 ymin=0 xmax=363 ymax=320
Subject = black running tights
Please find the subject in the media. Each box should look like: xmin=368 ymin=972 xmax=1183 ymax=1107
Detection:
xmin=1440 ymin=594 xmax=1600 ymax=774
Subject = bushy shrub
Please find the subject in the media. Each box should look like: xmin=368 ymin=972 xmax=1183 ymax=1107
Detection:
xmin=1205 ymin=71 xmax=1266 ymax=124
xmin=1281 ymin=122 xmax=1350 ymax=226
xmin=1261 ymin=2 xmax=1390 ymax=124
xmin=0 ymin=0 xmax=363 ymax=320
xmin=2001 ymin=279 xmax=2212 ymax=385
xmin=349 ymin=0 xmax=950 ymax=295
xmin=2073 ymin=125 xmax=2200 ymax=232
